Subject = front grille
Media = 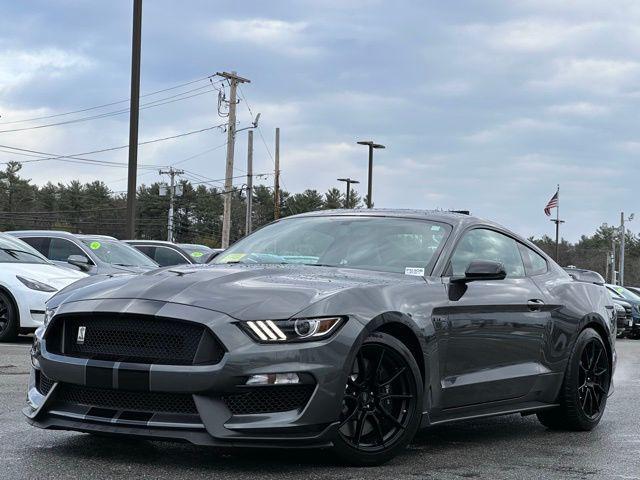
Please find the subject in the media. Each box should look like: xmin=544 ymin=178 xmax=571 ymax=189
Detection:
xmin=55 ymin=383 xmax=198 ymax=415
xmin=223 ymin=385 xmax=315 ymax=415
xmin=37 ymin=371 xmax=55 ymax=396
xmin=48 ymin=313 xmax=224 ymax=365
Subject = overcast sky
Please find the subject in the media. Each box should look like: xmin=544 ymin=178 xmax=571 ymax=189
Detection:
xmin=1 ymin=0 xmax=639 ymax=241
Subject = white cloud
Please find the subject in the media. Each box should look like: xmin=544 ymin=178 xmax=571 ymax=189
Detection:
xmin=459 ymin=19 xmax=601 ymax=53
xmin=208 ymin=18 xmax=320 ymax=57
xmin=546 ymin=101 xmax=610 ymax=117
xmin=464 ymin=118 xmax=575 ymax=143
xmin=0 ymin=48 xmax=93 ymax=89
xmin=530 ymin=58 xmax=640 ymax=94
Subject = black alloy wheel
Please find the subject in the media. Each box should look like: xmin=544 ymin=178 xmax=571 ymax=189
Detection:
xmin=0 ymin=292 xmax=18 ymax=342
xmin=333 ymin=332 xmax=422 ymax=466
xmin=577 ymin=338 xmax=609 ymax=419
xmin=537 ymin=328 xmax=610 ymax=431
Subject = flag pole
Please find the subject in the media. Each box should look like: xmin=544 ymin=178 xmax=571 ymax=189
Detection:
xmin=552 ymin=184 xmax=564 ymax=262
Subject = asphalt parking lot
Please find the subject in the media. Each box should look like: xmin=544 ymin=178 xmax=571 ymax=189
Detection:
xmin=1 ymin=337 xmax=639 ymax=480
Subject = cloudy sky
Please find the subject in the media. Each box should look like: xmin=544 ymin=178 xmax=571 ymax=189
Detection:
xmin=1 ymin=0 xmax=639 ymax=241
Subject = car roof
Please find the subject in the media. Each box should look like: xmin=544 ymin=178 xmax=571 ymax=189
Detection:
xmin=124 ymin=240 xmax=177 ymax=245
xmin=287 ymin=208 xmax=479 ymax=226
xmin=76 ymin=234 xmax=118 ymax=241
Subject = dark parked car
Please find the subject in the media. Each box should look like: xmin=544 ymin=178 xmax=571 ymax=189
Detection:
xmin=606 ymin=284 xmax=640 ymax=338
xmin=124 ymin=240 xmax=216 ymax=267
xmin=26 ymin=210 xmax=616 ymax=465
xmin=564 ymin=266 xmax=605 ymax=285
xmin=8 ymin=231 xmax=159 ymax=275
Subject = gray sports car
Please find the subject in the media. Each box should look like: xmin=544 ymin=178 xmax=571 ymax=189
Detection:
xmin=25 ymin=210 xmax=616 ymax=465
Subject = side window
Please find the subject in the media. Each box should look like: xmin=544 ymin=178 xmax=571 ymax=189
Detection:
xmin=49 ymin=238 xmax=85 ymax=262
xmin=154 ymin=247 xmax=189 ymax=267
xmin=20 ymin=237 xmax=50 ymax=257
xmin=450 ymin=229 xmax=525 ymax=277
xmin=520 ymin=246 xmax=548 ymax=276
xmin=135 ymin=246 xmax=156 ymax=259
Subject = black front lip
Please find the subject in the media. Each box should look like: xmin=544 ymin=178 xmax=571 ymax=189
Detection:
xmin=25 ymin=298 xmax=363 ymax=445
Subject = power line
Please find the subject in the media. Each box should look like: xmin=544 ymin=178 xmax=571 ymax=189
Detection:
xmin=0 ymin=85 xmax=220 ymax=134
xmin=0 ymin=123 xmax=227 ymax=167
xmin=0 ymin=75 xmax=223 ymax=126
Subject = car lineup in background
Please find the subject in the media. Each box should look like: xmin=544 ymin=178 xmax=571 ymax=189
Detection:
xmin=0 ymin=233 xmax=87 ymax=342
xmin=22 ymin=210 xmax=619 ymax=465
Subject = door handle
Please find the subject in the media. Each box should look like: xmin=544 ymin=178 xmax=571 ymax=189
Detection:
xmin=527 ymin=299 xmax=545 ymax=311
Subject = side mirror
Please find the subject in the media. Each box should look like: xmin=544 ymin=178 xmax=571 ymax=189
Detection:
xmin=67 ymin=254 xmax=91 ymax=272
xmin=451 ymin=260 xmax=507 ymax=284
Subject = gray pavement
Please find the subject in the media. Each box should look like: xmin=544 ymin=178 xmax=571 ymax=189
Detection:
xmin=1 ymin=336 xmax=639 ymax=479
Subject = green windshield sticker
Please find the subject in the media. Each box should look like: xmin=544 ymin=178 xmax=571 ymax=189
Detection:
xmin=89 ymin=241 xmax=101 ymax=250
xmin=220 ymin=253 xmax=246 ymax=263
xmin=190 ymin=251 xmax=204 ymax=258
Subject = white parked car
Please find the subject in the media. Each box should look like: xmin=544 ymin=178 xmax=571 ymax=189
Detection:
xmin=0 ymin=232 xmax=87 ymax=342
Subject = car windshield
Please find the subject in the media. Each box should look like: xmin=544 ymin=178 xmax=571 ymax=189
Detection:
xmin=214 ymin=216 xmax=451 ymax=274
xmin=178 ymin=244 xmax=213 ymax=264
xmin=80 ymin=238 xmax=158 ymax=268
xmin=0 ymin=234 xmax=50 ymax=264
xmin=608 ymin=285 xmax=640 ymax=302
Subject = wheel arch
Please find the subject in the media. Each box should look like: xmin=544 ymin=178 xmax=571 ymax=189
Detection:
xmin=365 ymin=312 xmax=426 ymax=383
xmin=0 ymin=285 xmax=20 ymax=326
xmin=581 ymin=314 xmax=614 ymax=368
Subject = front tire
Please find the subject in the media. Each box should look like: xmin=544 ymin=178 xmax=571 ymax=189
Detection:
xmin=0 ymin=291 xmax=18 ymax=342
xmin=332 ymin=332 xmax=423 ymax=466
xmin=537 ymin=328 xmax=610 ymax=431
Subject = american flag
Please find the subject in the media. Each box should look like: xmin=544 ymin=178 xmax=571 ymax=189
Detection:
xmin=544 ymin=191 xmax=558 ymax=216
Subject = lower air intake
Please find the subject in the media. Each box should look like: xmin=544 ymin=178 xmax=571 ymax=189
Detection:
xmin=55 ymin=384 xmax=198 ymax=415
xmin=223 ymin=385 xmax=315 ymax=415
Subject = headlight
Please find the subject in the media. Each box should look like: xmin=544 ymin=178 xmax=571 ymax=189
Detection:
xmin=16 ymin=276 xmax=57 ymax=293
xmin=240 ymin=317 xmax=344 ymax=343
xmin=43 ymin=306 xmax=58 ymax=327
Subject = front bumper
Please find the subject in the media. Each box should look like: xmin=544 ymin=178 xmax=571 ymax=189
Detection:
xmin=24 ymin=298 xmax=364 ymax=447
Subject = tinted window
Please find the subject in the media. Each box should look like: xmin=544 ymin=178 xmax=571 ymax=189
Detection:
xmin=134 ymin=246 xmax=155 ymax=258
xmin=154 ymin=247 xmax=189 ymax=267
xmin=0 ymin=234 xmax=49 ymax=264
xmin=450 ymin=229 xmax=525 ymax=277
xmin=214 ymin=216 xmax=450 ymax=275
xmin=520 ymin=246 xmax=548 ymax=276
xmin=49 ymin=238 xmax=85 ymax=262
xmin=20 ymin=237 xmax=50 ymax=256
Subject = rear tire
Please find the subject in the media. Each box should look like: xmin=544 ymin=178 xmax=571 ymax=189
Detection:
xmin=332 ymin=332 xmax=423 ymax=466
xmin=537 ymin=328 xmax=610 ymax=431
xmin=0 ymin=291 xmax=18 ymax=342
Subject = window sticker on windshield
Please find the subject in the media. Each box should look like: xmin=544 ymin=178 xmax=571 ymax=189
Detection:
xmin=190 ymin=251 xmax=204 ymax=258
xmin=405 ymin=267 xmax=425 ymax=276
xmin=220 ymin=253 xmax=246 ymax=263
xmin=89 ymin=241 xmax=101 ymax=250
xmin=430 ymin=225 xmax=441 ymax=231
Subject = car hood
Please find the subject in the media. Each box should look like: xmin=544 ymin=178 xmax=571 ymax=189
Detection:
xmin=5 ymin=263 xmax=87 ymax=290
xmin=53 ymin=263 xmax=417 ymax=320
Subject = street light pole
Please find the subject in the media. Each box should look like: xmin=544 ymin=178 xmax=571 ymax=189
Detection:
xmin=357 ymin=140 xmax=385 ymax=209
xmin=337 ymin=178 xmax=360 ymax=208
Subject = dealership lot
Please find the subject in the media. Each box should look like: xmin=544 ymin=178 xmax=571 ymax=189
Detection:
xmin=1 ymin=337 xmax=639 ymax=480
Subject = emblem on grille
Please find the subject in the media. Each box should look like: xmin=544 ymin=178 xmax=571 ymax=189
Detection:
xmin=77 ymin=326 xmax=86 ymax=345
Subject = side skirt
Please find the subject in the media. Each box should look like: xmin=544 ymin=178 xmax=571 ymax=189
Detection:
xmin=420 ymin=401 xmax=559 ymax=428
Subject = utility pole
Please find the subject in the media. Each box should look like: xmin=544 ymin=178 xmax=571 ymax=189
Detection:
xmin=337 ymin=178 xmax=360 ymax=208
xmin=125 ymin=0 xmax=143 ymax=239
xmin=245 ymin=130 xmax=254 ymax=235
xmin=611 ymin=236 xmax=617 ymax=284
xmin=217 ymin=71 xmax=250 ymax=249
xmin=274 ymin=127 xmax=281 ymax=219
xmin=618 ymin=212 xmax=635 ymax=286
xmin=357 ymin=140 xmax=385 ymax=209
xmin=620 ymin=212 xmax=626 ymax=286
xmin=159 ymin=167 xmax=184 ymax=242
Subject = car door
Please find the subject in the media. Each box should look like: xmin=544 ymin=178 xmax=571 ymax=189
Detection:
xmin=438 ymin=228 xmax=549 ymax=408
xmin=48 ymin=238 xmax=96 ymax=273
